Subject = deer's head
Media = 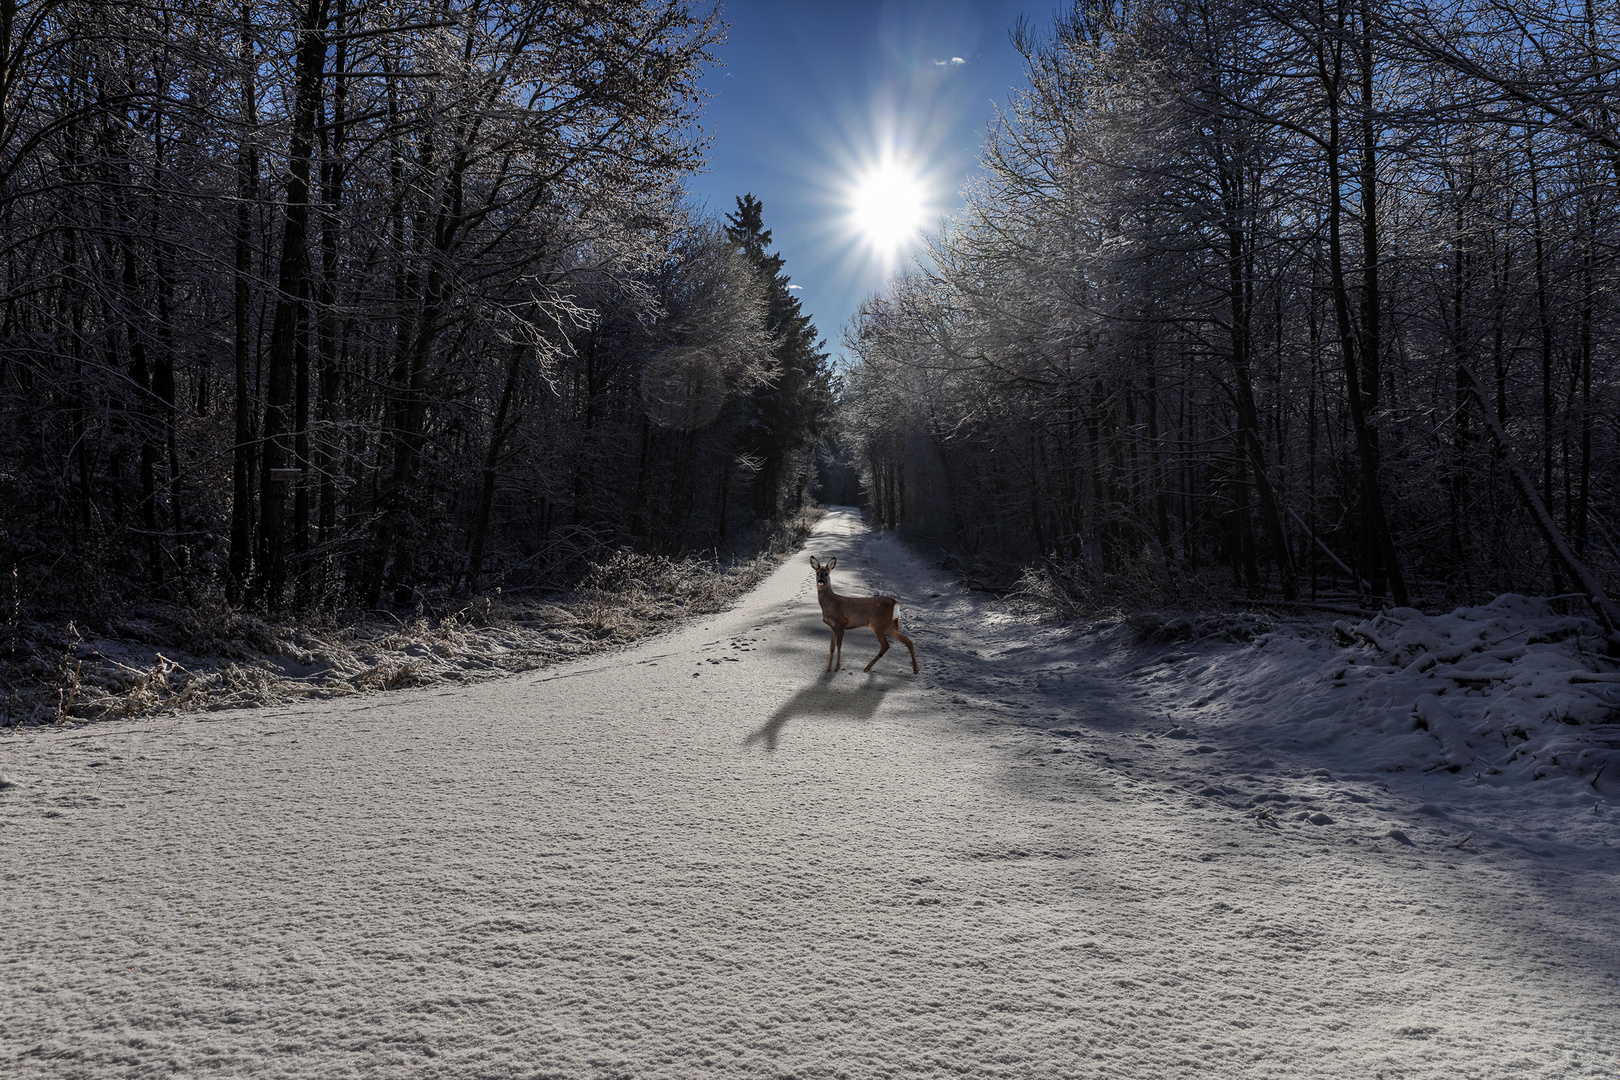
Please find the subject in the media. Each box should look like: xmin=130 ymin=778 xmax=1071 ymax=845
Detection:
xmin=809 ymin=555 xmax=836 ymax=590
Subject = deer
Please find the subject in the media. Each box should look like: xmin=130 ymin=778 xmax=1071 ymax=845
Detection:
xmin=809 ymin=556 xmax=918 ymax=674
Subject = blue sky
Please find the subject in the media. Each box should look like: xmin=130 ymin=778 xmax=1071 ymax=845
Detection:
xmin=685 ymin=0 xmax=1051 ymax=364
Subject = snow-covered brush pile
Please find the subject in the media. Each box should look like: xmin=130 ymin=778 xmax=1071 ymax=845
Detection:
xmin=1327 ymin=596 xmax=1620 ymax=787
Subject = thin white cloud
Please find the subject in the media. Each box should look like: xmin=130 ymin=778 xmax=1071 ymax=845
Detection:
xmin=932 ymin=57 xmax=968 ymax=67
xmin=788 ymin=284 xmax=804 ymax=290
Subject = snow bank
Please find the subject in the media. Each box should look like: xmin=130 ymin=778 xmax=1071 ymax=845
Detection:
xmin=1088 ymin=594 xmax=1620 ymax=858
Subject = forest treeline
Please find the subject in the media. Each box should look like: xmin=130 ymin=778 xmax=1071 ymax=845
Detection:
xmin=842 ymin=0 xmax=1620 ymax=628
xmin=0 ymin=0 xmax=830 ymax=618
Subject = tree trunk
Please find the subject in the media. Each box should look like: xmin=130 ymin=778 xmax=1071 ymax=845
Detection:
xmin=228 ymin=1 xmax=258 ymax=602
xmin=467 ymin=344 xmax=524 ymax=584
xmin=1459 ymin=365 xmax=1620 ymax=641
xmin=1526 ymin=137 xmax=1561 ymax=592
xmin=1316 ymin=12 xmax=1406 ymax=606
xmin=253 ymin=0 xmax=327 ymax=608
xmin=317 ymin=4 xmax=349 ymax=564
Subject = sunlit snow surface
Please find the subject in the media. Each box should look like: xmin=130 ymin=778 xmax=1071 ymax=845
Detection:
xmin=3 ymin=509 xmax=1617 ymax=1078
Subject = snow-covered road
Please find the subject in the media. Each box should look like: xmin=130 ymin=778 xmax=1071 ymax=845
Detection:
xmin=5 ymin=509 xmax=1618 ymax=1078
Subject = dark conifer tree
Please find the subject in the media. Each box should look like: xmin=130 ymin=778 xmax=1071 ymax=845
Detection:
xmin=725 ymin=194 xmax=834 ymax=519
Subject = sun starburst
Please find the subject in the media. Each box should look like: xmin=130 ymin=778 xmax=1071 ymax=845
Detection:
xmin=848 ymin=157 xmax=931 ymax=262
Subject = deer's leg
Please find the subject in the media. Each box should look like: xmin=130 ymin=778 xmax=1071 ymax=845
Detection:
xmin=833 ymin=625 xmax=845 ymax=670
xmin=864 ymin=623 xmax=891 ymax=672
xmin=893 ymin=621 xmax=918 ymax=674
xmin=826 ymin=624 xmax=837 ymax=671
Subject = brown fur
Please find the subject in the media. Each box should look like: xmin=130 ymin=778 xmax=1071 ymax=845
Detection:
xmin=809 ymin=556 xmax=918 ymax=673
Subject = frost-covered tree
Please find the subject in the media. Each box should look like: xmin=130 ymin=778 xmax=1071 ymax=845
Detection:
xmin=842 ymin=0 xmax=1620 ymax=628
xmin=0 ymin=0 xmax=833 ymax=622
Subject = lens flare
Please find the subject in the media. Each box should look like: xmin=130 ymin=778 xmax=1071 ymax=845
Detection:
xmin=848 ymin=158 xmax=930 ymax=261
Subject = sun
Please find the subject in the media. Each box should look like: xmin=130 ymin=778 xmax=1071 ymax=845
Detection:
xmin=848 ymin=159 xmax=930 ymax=261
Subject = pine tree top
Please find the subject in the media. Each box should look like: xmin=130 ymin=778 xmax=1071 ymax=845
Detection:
xmin=725 ymin=193 xmax=786 ymax=278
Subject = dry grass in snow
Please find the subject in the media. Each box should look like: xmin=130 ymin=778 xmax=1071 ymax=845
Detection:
xmin=1 ymin=510 xmax=823 ymax=728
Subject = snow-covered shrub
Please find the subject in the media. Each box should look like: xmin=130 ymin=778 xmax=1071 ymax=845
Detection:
xmin=1323 ymin=596 xmax=1620 ymax=787
xmin=1012 ymin=556 xmax=1208 ymax=621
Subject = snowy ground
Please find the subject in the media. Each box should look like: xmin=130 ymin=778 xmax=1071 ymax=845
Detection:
xmin=4 ymin=508 xmax=1618 ymax=1078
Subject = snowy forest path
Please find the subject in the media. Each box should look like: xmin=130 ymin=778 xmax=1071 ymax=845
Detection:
xmin=3 ymin=509 xmax=1617 ymax=1078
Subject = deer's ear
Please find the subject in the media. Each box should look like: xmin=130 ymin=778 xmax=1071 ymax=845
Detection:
xmin=827 ymin=557 xmax=836 ymax=570
xmin=809 ymin=556 xmax=820 ymax=569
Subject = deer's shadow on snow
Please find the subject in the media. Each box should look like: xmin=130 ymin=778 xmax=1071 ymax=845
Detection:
xmin=745 ymin=671 xmax=895 ymax=750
